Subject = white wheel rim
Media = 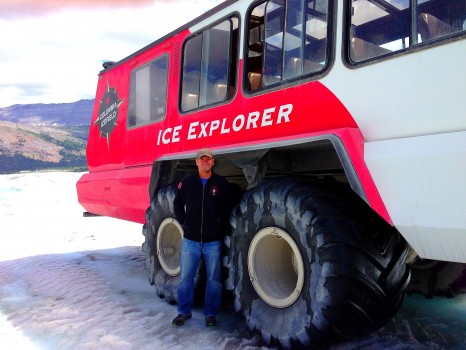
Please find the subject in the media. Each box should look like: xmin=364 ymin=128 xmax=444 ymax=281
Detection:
xmin=247 ymin=227 xmax=305 ymax=308
xmin=157 ymin=218 xmax=183 ymax=276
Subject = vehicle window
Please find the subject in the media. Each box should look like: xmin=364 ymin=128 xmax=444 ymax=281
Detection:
xmin=181 ymin=17 xmax=238 ymax=112
xmin=349 ymin=0 xmax=465 ymax=63
xmin=417 ymin=0 xmax=465 ymax=42
xmin=246 ymin=0 xmax=330 ymax=92
xmin=128 ymin=55 xmax=169 ymax=128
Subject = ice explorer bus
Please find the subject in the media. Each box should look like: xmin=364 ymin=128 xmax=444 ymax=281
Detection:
xmin=77 ymin=0 xmax=466 ymax=348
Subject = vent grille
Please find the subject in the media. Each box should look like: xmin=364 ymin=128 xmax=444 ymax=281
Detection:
xmin=172 ymin=43 xmax=180 ymax=79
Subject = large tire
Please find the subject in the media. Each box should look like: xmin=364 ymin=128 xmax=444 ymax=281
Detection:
xmin=142 ymin=184 xmax=182 ymax=303
xmin=142 ymin=184 xmax=207 ymax=304
xmin=407 ymin=259 xmax=466 ymax=298
xmin=226 ymin=177 xmax=410 ymax=349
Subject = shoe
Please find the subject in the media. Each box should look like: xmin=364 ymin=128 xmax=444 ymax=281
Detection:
xmin=172 ymin=314 xmax=192 ymax=326
xmin=205 ymin=315 xmax=217 ymax=327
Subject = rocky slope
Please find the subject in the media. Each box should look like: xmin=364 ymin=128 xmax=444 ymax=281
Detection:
xmin=0 ymin=99 xmax=92 ymax=174
xmin=0 ymin=121 xmax=87 ymax=174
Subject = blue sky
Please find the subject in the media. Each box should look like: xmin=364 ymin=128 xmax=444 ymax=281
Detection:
xmin=0 ymin=0 xmax=222 ymax=108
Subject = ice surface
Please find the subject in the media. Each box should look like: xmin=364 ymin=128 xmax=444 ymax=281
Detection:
xmin=0 ymin=172 xmax=464 ymax=349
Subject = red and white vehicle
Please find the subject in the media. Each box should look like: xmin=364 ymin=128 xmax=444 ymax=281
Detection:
xmin=77 ymin=0 xmax=466 ymax=348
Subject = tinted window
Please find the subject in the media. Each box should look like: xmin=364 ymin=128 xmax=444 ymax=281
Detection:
xmin=246 ymin=0 xmax=330 ymax=92
xmin=349 ymin=0 xmax=465 ymax=63
xmin=181 ymin=17 xmax=238 ymax=112
xmin=128 ymin=55 xmax=169 ymax=128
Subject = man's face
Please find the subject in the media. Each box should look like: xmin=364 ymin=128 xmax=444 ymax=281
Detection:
xmin=196 ymin=155 xmax=214 ymax=173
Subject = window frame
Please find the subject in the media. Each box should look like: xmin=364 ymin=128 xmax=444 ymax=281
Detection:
xmin=127 ymin=53 xmax=170 ymax=129
xmin=243 ymin=0 xmax=335 ymax=95
xmin=343 ymin=0 xmax=466 ymax=68
xmin=179 ymin=13 xmax=240 ymax=114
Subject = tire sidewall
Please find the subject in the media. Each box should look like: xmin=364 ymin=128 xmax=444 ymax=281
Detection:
xmin=229 ymin=177 xmax=409 ymax=349
xmin=230 ymin=179 xmax=319 ymax=348
xmin=145 ymin=185 xmax=180 ymax=303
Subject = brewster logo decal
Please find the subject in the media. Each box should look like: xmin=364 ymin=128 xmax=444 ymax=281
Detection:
xmin=94 ymin=81 xmax=124 ymax=147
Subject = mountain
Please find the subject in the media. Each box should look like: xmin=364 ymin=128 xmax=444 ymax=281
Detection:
xmin=0 ymin=99 xmax=94 ymax=126
xmin=0 ymin=100 xmax=92 ymax=174
xmin=0 ymin=121 xmax=88 ymax=174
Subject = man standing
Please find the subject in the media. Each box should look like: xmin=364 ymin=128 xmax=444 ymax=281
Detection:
xmin=172 ymin=148 xmax=232 ymax=327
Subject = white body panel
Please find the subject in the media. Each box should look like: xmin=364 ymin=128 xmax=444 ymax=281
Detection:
xmin=365 ymin=132 xmax=466 ymax=263
xmin=322 ymin=41 xmax=466 ymax=142
xmin=322 ymin=3 xmax=466 ymax=262
xmin=193 ymin=1 xmax=466 ymax=262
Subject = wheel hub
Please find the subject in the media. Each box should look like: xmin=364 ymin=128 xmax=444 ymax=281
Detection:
xmin=157 ymin=218 xmax=183 ymax=276
xmin=247 ymin=227 xmax=305 ymax=308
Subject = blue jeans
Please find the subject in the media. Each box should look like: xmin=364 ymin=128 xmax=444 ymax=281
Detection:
xmin=177 ymin=238 xmax=222 ymax=317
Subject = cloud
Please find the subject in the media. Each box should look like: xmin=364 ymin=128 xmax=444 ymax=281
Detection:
xmin=0 ymin=82 xmax=49 ymax=96
xmin=0 ymin=0 xmax=223 ymax=107
xmin=0 ymin=0 xmax=163 ymax=19
xmin=0 ymin=82 xmax=62 ymax=108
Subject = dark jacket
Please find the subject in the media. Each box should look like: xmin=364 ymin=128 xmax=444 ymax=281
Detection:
xmin=174 ymin=172 xmax=232 ymax=243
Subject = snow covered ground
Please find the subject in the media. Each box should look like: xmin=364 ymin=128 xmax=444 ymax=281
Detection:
xmin=0 ymin=171 xmax=465 ymax=350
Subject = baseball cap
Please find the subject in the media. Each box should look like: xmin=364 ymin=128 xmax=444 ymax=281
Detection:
xmin=196 ymin=148 xmax=213 ymax=159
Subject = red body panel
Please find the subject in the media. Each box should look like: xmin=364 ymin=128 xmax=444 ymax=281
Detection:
xmin=77 ymin=29 xmax=390 ymax=224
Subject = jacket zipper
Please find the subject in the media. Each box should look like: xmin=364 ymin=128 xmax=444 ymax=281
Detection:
xmin=200 ymin=181 xmax=205 ymax=245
